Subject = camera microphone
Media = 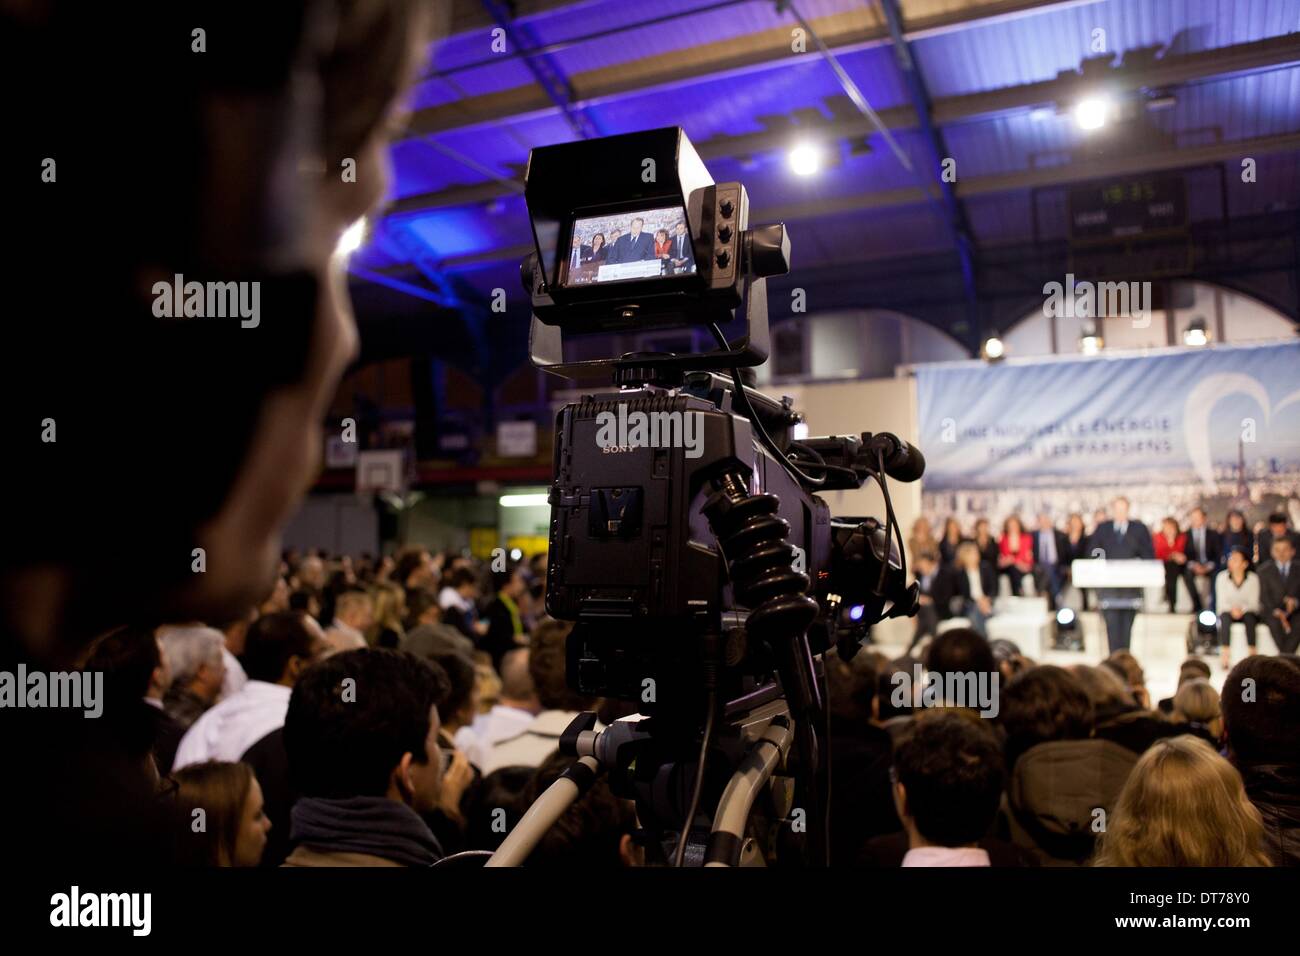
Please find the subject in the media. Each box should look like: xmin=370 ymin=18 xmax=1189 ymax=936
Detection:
xmin=864 ymin=433 xmax=926 ymax=483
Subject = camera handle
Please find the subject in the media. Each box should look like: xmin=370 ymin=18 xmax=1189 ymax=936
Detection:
xmin=484 ymin=708 xmax=795 ymax=867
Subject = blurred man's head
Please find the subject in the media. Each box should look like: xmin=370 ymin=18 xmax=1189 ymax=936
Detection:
xmin=1036 ymin=513 xmax=1053 ymax=531
xmin=1221 ymin=656 xmax=1300 ymax=768
xmin=334 ymin=587 xmax=374 ymax=631
xmin=1268 ymin=512 xmax=1290 ymax=535
xmin=284 ymin=649 xmax=450 ymax=813
xmin=1271 ymin=536 xmax=1295 ymax=566
xmin=5 ymin=2 xmax=437 ymax=662
xmin=499 ymin=649 xmax=540 ymax=711
xmin=1189 ymin=507 xmax=1207 ymax=529
xmin=530 ymin=619 xmax=590 ymax=712
xmin=241 ymin=611 xmax=325 ymax=686
xmin=158 ymin=625 xmax=227 ymax=703
xmin=893 ymin=712 xmax=1004 ymax=849
xmin=1112 ymin=497 xmax=1130 ymax=523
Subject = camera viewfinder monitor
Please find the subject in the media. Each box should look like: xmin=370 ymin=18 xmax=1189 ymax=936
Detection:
xmin=562 ymin=205 xmax=696 ymax=288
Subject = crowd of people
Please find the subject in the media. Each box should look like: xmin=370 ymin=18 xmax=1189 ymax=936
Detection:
xmin=908 ymin=502 xmax=1300 ymax=661
xmin=64 ymin=540 xmax=1300 ymax=869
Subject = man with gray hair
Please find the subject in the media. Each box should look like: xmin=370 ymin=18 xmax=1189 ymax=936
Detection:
xmin=158 ymin=626 xmax=227 ymax=732
xmin=454 ymin=647 xmax=540 ymax=770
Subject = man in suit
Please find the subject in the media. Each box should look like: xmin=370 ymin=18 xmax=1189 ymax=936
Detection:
xmin=1087 ymin=497 xmax=1154 ymax=653
xmin=1257 ymin=512 xmax=1300 ymax=565
xmin=1259 ymin=536 xmax=1300 ymax=653
xmin=608 ymin=217 xmax=655 ymax=265
xmin=667 ymin=220 xmax=695 ymax=274
xmin=1031 ymin=512 xmax=1070 ymax=609
xmin=567 ymin=234 xmax=592 ymax=273
xmin=1185 ymin=506 xmax=1221 ymax=611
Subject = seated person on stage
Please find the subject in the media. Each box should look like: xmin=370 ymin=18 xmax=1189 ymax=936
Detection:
xmin=973 ymin=518 xmax=999 ymax=572
xmin=938 ymin=516 xmax=965 ymax=567
xmin=1259 ymin=535 xmax=1300 ymax=654
xmin=946 ymin=541 xmax=996 ymax=637
xmin=1185 ymin=507 xmax=1221 ymax=610
xmin=1063 ymin=512 xmax=1091 ymax=607
xmin=1154 ymin=516 xmax=1197 ymax=613
xmin=585 ymin=232 xmax=607 ymax=263
xmin=1031 ymin=512 xmax=1069 ymax=608
xmin=653 ymin=227 xmax=671 ymax=269
xmin=997 ymin=515 xmax=1034 ymax=596
xmin=666 ymin=219 xmax=695 ymax=274
xmin=1257 ymin=511 xmax=1300 ymax=565
xmin=1216 ymin=547 xmax=1261 ymax=668
xmin=908 ymin=551 xmax=942 ymax=654
xmin=567 ymin=234 xmax=591 ymax=274
xmin=1221 ymin=509 xmax=1255 ymax=568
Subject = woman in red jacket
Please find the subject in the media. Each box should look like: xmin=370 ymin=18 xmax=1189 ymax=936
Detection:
xmin=998 ymin=515 xmax=1034 ymax=596
xmin=1154 ymin=516 xmax=1192 ymax=612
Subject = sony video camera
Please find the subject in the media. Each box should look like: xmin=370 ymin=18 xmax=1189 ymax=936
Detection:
xmin=519 ymin=127 xmax=922 ymax=865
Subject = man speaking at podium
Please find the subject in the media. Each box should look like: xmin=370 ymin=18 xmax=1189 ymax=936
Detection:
xmin=1088 ymin=497 xmax=1154 ymax=652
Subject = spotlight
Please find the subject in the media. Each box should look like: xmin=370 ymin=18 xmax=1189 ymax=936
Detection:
xmin=848 ymin=604 xmax=865 ymax=622
xmin=789 ymin=142 xmax=822 ymax=177
xmin=982 ymin=336 xmax=1005 ymax=361
xmin=1074 ymin=95 xmax=1111 ymax=131
xmin=1188 ymin=609 xmax=1219 ymax=655
xmin=336 ymin=217 xmax=367 ymax=258
xmin=1053 ymin=605 xmax=1083 ymax=651
xmin=1184 ymin=317 xmax=1209 ymax=347
xmin=1079 ymin=318 xmax=1103 ymax=355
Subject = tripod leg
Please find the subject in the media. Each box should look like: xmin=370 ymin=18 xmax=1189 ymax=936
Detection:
xmin=703 ymin=719 xmax=793 ymax=867
xmin=485 ymin=756 xmax=601 ymax=867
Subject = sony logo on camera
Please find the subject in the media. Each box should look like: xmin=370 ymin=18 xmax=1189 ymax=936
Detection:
xmin=594 ymin=403 xmax=704 ymax=459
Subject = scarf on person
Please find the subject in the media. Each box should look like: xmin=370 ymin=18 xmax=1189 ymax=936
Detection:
xmin=499 ymin=592 xmax=522 ymax=636
xmin=290 ymin=795 xmax=443 ymax=867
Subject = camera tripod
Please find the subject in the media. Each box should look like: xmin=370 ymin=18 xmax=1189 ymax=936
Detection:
xmin=485 ymin=681 xmax=806 ymax=868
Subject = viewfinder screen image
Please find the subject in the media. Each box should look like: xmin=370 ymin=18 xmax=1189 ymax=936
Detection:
xmin=562 ymin=205 xmax=696 ymax=286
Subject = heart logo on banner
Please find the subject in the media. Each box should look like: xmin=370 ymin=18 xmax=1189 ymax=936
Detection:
xmin=1184 ymin=373 xmax=1300 ymax=488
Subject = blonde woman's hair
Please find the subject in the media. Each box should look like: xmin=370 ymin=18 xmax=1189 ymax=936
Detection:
xmin=1094 ymin=735 xmax=1270 ymax=867
xmin=1173 ymin=678 xmax=1222 ymax=735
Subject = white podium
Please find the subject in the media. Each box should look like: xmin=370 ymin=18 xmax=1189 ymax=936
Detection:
xmin=1070 ymin=559 xmax=1165 ymax=589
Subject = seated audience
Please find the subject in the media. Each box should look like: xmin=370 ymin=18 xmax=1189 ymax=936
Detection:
xmin=159 ymin=625 xmax=227 ymax=731
xmin=281 ymin=649 xmax=452 ymax=867
xmin=1216 ymin=547 xmax=1261 ymax=667
xmin=173 ymin=611 xmax=325 ymax=768
xmin=938 ymin=517 xmax=965 ymax=567
xmin=437 ymin=567 xmax=483 ymax=641
xmin=1171 ymin=679 xmax=1222 ymax=747
xmin=1259 ymin=535 xmax=1300 ymax=654
xmin=481 ymin=565 xmax=529 ymax=671
xmin=1185 ymin=507 xmax=1221 ymax=610
xmin=1154 ymin=516 xmax=1196 ymax=613
xmin=368 ymin=581 xmax=406 ymax=649
xmin=1221 ymin=656 xmax=1300 ymax=866
xmin=945 ymin=541 xmax=996 ymax=637
xmin=1079 ymin=657 xmax=1181 ymax=755
xmin=480 ymin=619 xmax=595 ymax=774
xmin=907 ymin=517 xmax=938 ymax=567
xmin=908 ymin=552 xmax=942 ymax=653
xmin=1102 ymin=649 xmax=1151 ymax=710
xmin=887 ymin=712 xmax=1006 ymax=867
xmin=520 ymin=752 xmax=641 ymax=867
xmin=973 ymin=518 xmax=999 ymax=574
xmin=324 ymin=586 xmax=373 ymax=653
xmin=1031 ymin=513 xmax=1069 ymax=608
xmin=1221 ymin=509 xmax=1255 ymax=568
xmin=171 ymin=761 xmax=272 ymax=867
xmin=456 ymin=648 xmax=541 ymax=770
xmin=1257 ymin=511 xmax=1300 ymax=564
xmin=825 ymin=651 xmax=899 ymax=865
xmin=1156 ymin=658 xmax=1211 ymax=714
xmin=997 ymin=515 xmax=1034 ymax=596
xmin=999 ymin=665 xmax=1135 ymax=865
xmin=84 ymin=624 xmax=173 ymax=776
xmin=1095 ymin=736 xmax=1270 ymax=866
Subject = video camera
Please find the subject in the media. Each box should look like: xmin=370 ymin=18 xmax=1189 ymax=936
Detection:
xmin=500 ymin=127 xmax=922 ymax=867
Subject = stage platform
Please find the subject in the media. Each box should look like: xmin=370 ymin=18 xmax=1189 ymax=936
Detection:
xmin=870 ymin=609 xmax=1275 ymax=705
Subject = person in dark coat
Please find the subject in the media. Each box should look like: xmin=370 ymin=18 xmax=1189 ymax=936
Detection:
xmin=1086 ymin=497 xmax=1154 ymax=653
xmin=1221 ymin=655 xmax=1300 ymax=866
